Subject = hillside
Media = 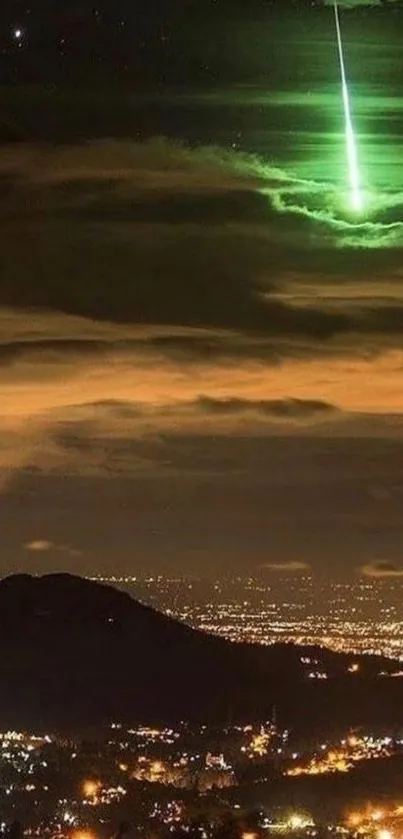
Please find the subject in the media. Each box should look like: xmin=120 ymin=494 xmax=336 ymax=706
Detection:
xmin=0 ymin=573 xmax=401 ymax=733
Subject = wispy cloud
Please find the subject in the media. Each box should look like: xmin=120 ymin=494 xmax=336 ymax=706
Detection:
xmin=359 ymin=560 xmax=403 ymax=578
xmin=23 ymin=539 xmax=54 ymax=552
xmin=23 ymin=540 xmax=81 ymax=557
xmin=259 ymin=561 xmax=311 ymax=573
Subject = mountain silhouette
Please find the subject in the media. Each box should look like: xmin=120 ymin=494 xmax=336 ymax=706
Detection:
xmin=0 ymin=573 xmax=401 ymax=733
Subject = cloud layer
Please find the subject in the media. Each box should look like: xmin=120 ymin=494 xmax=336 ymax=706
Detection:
xmin=0 ymin=137 xmax=403 ymax=574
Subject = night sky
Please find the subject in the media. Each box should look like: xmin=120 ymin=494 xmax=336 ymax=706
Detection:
xmin=0 ymin=0 xmax=403 ymax=578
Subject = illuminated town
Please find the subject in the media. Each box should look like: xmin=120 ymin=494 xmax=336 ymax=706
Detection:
xmin=0 ymin=570 xmax=399 ymax=839
xmin=90 ymin=575 xmax=403 ymax=662
xmin=0 ymin=574 xmax=402 ymax=837
xmin=2 ymin=722 xmax=403 ymax=839
xmin=285 ymin=733 xmax=397 ymax=777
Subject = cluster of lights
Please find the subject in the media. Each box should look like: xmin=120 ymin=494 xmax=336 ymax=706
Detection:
xmin=240 ymin=725 xmax=277 ymax=759
xmin=288 ymin=815 xmax=314 ymax=831
xmin=82 ymin=779 xmax=126 ymax=806
xmin=346 ymin=805 xmax=403 ymax=837
xmin=110 ymin=723 xmax=180 ymax=748
xmin=262 ymin=813 xmax=315 ymax=833
xmin=4 ymin=719 xmax=403 ymax=839
xmin=129 ymin=726 xmax=180 ymax=745
xmin=131 ymin=752 xmax=235 ymax=791
xmin=151 ymin=800 xmax=184 ymax=826
xmin=110 ymin=720 xmax=285 ymax=791
xmin=97 ymin=574 xmax=403 ymax=664
xmin=0 ymin=730 xmax=52 ymax=783
xmin=286 ymin=734 xmax=395 ymax=778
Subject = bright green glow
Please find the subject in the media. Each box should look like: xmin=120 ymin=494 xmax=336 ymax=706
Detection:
xmin=334 ymin=1 xmax=363 ymax=212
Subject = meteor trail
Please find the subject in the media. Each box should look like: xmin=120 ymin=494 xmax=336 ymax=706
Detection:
xmin=334 ymin=0 xmax=363 ymax=212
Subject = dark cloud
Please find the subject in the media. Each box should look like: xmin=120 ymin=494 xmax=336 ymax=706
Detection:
xmin=360 ymin=560 xmax=403 ymax=578
xmin=0 ymin=339 xmax=112 ymax=365
xmin=197 ymin=397 xmax=338 ymax=419
xmin=39 ymin=397 xmax=341 ymax=478
xmin=51 ymin=185 xmax=272 ymax=227
xmin=0 ymin=139 xmax=402 ymax=354
xmin=0 ymin=219 xmax=347 ymax=338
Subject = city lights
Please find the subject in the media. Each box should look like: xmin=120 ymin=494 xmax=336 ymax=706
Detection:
xmin=286 ymin=734 xmax=395 ymax=778
xmin=288 ymin=814 xmax=313 ymax=830
xmin=378 ymin=830 xmax=392 ymax=839
xmin=0 ymin=722 xmax=402 ymax=839
xmin=82 ymin=780 xmax=101 ymax=799
xmin=92 ymin=575 xmax=403 ymax=663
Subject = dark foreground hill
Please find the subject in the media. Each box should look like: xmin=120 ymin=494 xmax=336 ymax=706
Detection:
xmin=0 ymin=573 xmax=402 ymax=734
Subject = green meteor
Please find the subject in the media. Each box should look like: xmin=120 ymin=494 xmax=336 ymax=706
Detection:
xmin=334 ymin=0 xmax=363 ymax=212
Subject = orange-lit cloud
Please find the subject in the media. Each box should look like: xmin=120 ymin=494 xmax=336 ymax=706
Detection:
xmin=24 ymin=539 xmax=53 ymax=552
xmin=259 ymin=561 xmax=311 ymax=572
xmin=359 ymin=561 xmax=403 ymax=579
xmin=2 ymin=308 xmax=403 ymax=488
xmin=0 ymin=140 xmax=403 ymax=572
xmin=23 ymin=540 xmax=81 ymax=557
